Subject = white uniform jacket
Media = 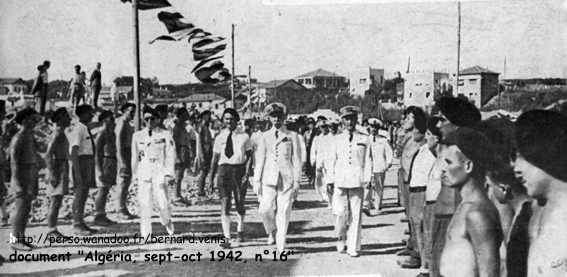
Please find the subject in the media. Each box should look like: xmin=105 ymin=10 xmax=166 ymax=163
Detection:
xmin=328 ymin=131 xmax=372 ymax=189
xmin=367 ymin=135 xmax=394 ymax=174
xmin=131 ymin=128 xmax=176 ymax=182
xmin=253 ymin=127 xmax=302 ymax=191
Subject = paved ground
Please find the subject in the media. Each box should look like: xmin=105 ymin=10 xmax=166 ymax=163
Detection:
xmin=0 ymin=162 xmax=420 ymax=277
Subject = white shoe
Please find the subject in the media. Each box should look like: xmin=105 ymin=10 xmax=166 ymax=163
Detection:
xmin=336 ymin=239 xmax=346 ymax=253
xmin=166 ymin=220 xmax=175 ymax=236
xmin=267 ymin=233 xmax=275 ymax=245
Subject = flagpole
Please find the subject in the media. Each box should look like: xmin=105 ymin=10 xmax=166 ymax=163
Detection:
xmin=231 ymin=24 xmax=235 ymax=108
xmin=132 ymin=0 xmax=141 ymax=130
xmin=455 ymin=0 xmax=461 ymax=96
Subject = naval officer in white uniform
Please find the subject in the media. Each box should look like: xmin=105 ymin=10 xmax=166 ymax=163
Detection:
xmin=253 ymin=102 xmax=302 ymax=253
xmin=328 ymin=106 xmax=372 ymax=257
xmin=132 ymin=107 xmax=176 ymax=239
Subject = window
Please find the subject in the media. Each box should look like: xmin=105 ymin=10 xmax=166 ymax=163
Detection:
xmin=469 ymin=79 xmax=477 ymax=85
xmin=469 ymin=93 xmax=474 ymax=97
xmin=215 ymin=104 xmax=219 ymax=109
xmin=298 ymin=79 xmax=304 ymax=84
xmin=305 ymin=79 xmax=312 ymax=85
xmin=360 ymin=78 xmax=367 ymax=84
xmin=426 ymin=92 xmax=431 ymax=98
xmin=409 ymin=93 xmax=412 ymax=98
xmin=198 ymin=103 xmax=202 ymax=108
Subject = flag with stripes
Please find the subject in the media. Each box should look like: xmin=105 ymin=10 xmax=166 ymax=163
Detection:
xmin=120 ymin=0 xmax=171 ymax=10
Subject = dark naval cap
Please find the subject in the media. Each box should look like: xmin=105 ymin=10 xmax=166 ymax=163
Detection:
xmin=339 ymin=105 xmax=360 ymax=118
xmin=435 ymin=96 xmax=481 ymax=127
xmin=264 ymin=102 xmax=287 ymax=116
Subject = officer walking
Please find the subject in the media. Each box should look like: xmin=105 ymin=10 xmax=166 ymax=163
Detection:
xmin=328 ymin=106 xmax=372 ymax=257
xmin=254 ymin=103 xmax=302 ymax=253
xmin=132 ymin=107 xmax=176 ymax=238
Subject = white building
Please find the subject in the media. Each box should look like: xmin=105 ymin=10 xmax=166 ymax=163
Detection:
xmin=294 ymin=68 xmax=348 ymax=89
xmin=403 ymin=72 xmax=451 ymax=110
xmin=178 ymin=93 xmax=228 ymax=116
xmin=348 ymin=67 xmax=384 ymax=96
xmin=0 ymin=78 xmax=31 ymax=107
xmin=457 ymin=66 xmax=500 ymax=108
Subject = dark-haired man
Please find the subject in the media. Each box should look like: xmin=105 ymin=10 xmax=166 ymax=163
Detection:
xmin=45 ymin=108 xmax=71 ymax=239
xmin=210 ymin=108 xmax=252 ymax=248
xmin=9 ymin=108 xmax=42 ymax=251
xmin=513 ymin=110 xmax=567 ymax=277
xmin=429 ymin=96 xmax=482 ymax=277
xmin=171 ymin=107 xmax=192 ymax=206
xmin=89 ymin=63 xmax=102 ymax=109
xmin=115 ymin=103 xmax=137 ymax=219
xmin=68 ymin=104 xmax=97 ymax=235
xmin=439 ymin=127 xmax=502 ymax=277
xmin=196 ymin=110 xmax=213 ymax=196
xmin=93 ymin=110 xmax=117 ymax=226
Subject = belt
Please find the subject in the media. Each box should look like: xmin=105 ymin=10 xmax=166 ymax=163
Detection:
xmin=409 ymin=186 xmax=426 ymax=193
xmin=78 ymin=154 xmax=94 ymax=158
xmin=434 ymin=214 xmax=453 ymax=219
xmin=426 ymin=200 xmax=436 ymax=205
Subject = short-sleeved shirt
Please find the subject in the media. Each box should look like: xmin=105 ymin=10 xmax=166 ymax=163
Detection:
xmin=68 ymin=122 xmax=94 ymax=155
xmin=213 ymin=129 xmax=252 ymax=165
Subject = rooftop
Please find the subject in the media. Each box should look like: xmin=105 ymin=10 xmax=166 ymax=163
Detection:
xmin=178 ymin=93 xmax=226 ymax=102
xmin=460 ymin=66 xmax=499 ymax=75
xmin=0 ymin=78 xmax=27 ymax=85
xmin=295 ymin=68 xmax=344 ymax=79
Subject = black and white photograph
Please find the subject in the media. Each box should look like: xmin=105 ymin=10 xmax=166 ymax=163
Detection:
xmin=0 ymin=0 xmax=566 ymax=276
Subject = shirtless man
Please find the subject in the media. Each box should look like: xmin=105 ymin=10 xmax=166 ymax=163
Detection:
xmin=513 ymin=110 xmax=567 ymax=277
xmin=439 ymin=127 xmax=502 ymax=277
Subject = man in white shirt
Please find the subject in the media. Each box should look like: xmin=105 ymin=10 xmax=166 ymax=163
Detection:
xmin=68 ymin=105 xmax=97 ymax=235
xmin=254 ymin=103 xmax=302 ymax=253
xmin=132 ymin=107 xmax=176 ymax=239
xmin=210 ymin=108 xmax=253 ymax=248
xmin=310 ymin=118 xmax=330 ymax=201
xmin=328 ymin=106 xmax=372 ymax=257
xmin=363 ymin=118 xmax=393 ymax=216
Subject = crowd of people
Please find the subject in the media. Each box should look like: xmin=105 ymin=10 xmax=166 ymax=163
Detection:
xmin=1 ymin=79 xmax=566 ymax=277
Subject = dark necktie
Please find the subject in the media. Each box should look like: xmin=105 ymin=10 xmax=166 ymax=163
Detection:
xmin=225 ymin=131 xmax=234 ymax=158
xmin=86 ymin=127 xmax=95 ymax=154
xmin=349 ymin=132 xmax=353 ymax=142
xmin=373 ymin=135 xmax=376 ymax=142
xmin=275 ymin=130 xmax=279 ymax=139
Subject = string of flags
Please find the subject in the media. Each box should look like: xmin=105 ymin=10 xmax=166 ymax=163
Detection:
xmin=120 ymin=0 xmax=231 ymax=84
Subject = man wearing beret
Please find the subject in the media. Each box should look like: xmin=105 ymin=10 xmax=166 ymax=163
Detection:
xmin=9 ymin=108 xmax=42 ymax=250
xmin=132 ymin=108 xmax=176 ymax=238
xmin=93 ymin=110 xmax=117 ymax=226
xmin=115 ymin=103 xmax=137 ymax=220
xmin=364 ymin=118 xmax=393 ymax=215
xmin=513 ymin=110 xmax=567 ymax=277
xmin=68 ymin=104 xmax=97 ymax=235
xmin=439 ymin=127 xmax=502 ymax=277
xmin=210 ymin=108 xmax=253 ymax=248
xmin=327 ymin=105 xmax=372 ymax=257
xmin=429 ymin=96 xmax=481 ymax=277
xmin=254 ymin=102 xmax=302 ymax=253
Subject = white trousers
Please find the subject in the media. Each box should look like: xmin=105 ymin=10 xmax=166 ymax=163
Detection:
xmin=138 ymin=177 xmax=172 ymax=238
xmin=258 ymin=178 xmax=294 ymax=252
xmin=333 ymin=187 xmax=363 ymax=253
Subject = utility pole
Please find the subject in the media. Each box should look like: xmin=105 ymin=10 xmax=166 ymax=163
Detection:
xmin=132 ymin=0 xmax=141 ymax=130
xmin=231 ymin=24 xmax=235 ymax=108
xmin=455 ymin=0 xmax=461 ymax=96
xmin=248 ymin=65 xmax=252 ymax=117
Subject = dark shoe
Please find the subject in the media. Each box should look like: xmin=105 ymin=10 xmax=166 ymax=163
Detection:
xmin=404 ymin=229 xmax=410 ymax=235
xmin=47 ymin=230 xmax=66 ymax=239
xmin=11 ymin=242 xmax=33 ymax=251
xmin=362 ymin=208 xmax=372 ymax=217
xmin=400 ymin=217 xmax=409 ymax=223
xmin=347 ymin=251 xmax=359 ymax=257
xmin=416 ymin=273 xmax=429 ymax=277
xmin=118 ymin=210 xmax=138 ymax=220
xmin=220 ymin=237 xmax=231 ymax=249
xmin=236 ymin=232 xmax=244 ymax=243
xmin=93 ymin=216 xmax=117 ymax=227
xmin=396 ymin=248 xmax=414 ymax=256
xmin=73 ymin=224 xmax=95 ymax=236
xmin=172 ymin=198 xmax=191 ymax=207
xmin=397 ymin=256 xmax=421 ymax=269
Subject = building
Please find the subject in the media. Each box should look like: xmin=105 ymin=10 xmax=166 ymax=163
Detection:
xmin=294 ymin=68 xmax=347 ymax=89
xmin=403 ymin=72 xmax=451 ymax=110
xmin=177 ymin=93 xmax=228 ymax=115
xmin=348 ymin=67 xmax=384 ymax=96
xmin=0 ymin=78 xmax=31 ymax=107
xmin=457 ymin=66 xmax=499 ymax=108
xmin=258 ymin=79 xmax=306 ymax=99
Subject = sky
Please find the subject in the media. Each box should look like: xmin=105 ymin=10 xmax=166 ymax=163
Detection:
xmin=1 ymin=0 xmax=566 ymax=85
